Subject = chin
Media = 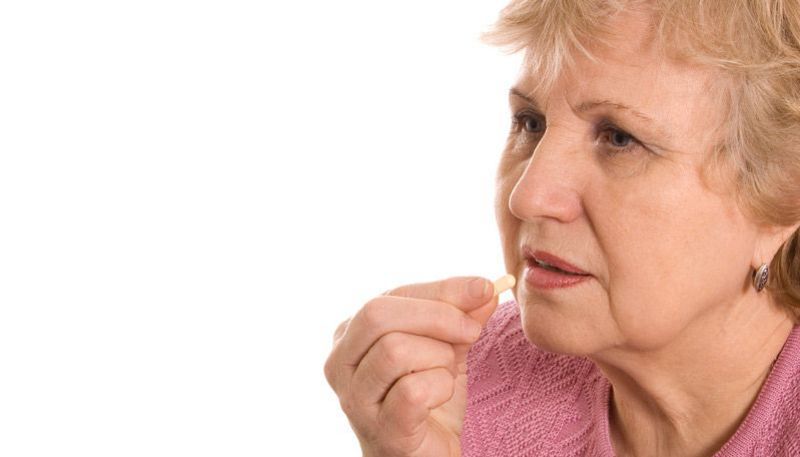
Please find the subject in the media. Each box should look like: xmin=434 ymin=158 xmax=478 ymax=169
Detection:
xmin=517 ymin=297 xmax=605 ymax=357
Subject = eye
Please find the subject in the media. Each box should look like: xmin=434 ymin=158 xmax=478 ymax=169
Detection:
xmin=598 ymin=122 xmax=641 ymax=154
xmin=512 ymin=111 xmax=545 ymax=135
xmin=609 ymin=130 xmax=632 ymax=147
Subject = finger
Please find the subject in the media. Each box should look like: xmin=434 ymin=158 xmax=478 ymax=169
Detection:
xmin=333 ymin=317 xmax=351 ymax=344
xmin=350 ymin=332 xmax=456 ymax=408
xmin=453 ymin=276 xmax=515 ymax=373
xmin=463 ymin=273 xmax=514 ymax=330
xmin=326 ymin=274 xmax=514 ymax=394
xmin=450 ymin=292 xmax=501 ymax=375
xmin=383 ymin=276 xmax=495 ymax=313
xmin=330 ymin=295 xmax=482 ymax=377
xmin=377 ymin=367 xmax=455 ymax=440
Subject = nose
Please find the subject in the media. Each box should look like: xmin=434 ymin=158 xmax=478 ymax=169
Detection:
xmin=508 ymin=132 xmax=585 ymax=223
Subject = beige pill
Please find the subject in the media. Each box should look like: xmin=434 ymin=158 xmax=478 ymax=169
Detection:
xmin=493 ymin=274 xmax=516 ymax=296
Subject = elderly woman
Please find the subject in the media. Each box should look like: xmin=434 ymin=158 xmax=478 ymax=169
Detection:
xmin=324 ymin=0 xmax=800 ymax=455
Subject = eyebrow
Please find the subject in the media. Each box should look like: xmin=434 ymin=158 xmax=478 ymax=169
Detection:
xmin=509 ymin=87 xmax=672 ymax=141
xmin=509 ymin=87 xmax=541 ymax=109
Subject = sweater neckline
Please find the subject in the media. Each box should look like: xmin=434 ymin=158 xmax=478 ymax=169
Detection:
xmin=592 ymin=324 xmax=800 ymax=456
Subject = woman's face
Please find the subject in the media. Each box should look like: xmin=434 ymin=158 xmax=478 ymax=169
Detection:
xmin=496 ymin=12 xmax=765 ymax=356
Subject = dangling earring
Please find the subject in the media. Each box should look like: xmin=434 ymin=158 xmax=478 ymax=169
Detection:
xmin=753 ymin=263 xmax=770 ymax=292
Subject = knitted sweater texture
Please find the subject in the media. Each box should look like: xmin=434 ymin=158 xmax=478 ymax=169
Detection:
xmin=461 ymin=299 xmax=800 ymax=456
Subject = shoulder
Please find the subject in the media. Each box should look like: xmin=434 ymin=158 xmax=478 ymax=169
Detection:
xmin=718 ymin=324 xmax=800 ymax=456
xmin=461 ymin=299 xmax=610 ymax=456
xmin=748 ymin=325 xmax=800 ymax=455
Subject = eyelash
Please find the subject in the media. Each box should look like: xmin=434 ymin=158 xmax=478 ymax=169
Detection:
xmin=511 ymin=111 xmax=641 ymax=155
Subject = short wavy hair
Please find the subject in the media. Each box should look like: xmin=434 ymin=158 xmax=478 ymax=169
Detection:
xmin=482 ymin=0 xmax=800 ymax=321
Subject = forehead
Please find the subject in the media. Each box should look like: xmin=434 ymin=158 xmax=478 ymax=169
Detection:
xmin=512 ymin=7 xmax=724 ymax=138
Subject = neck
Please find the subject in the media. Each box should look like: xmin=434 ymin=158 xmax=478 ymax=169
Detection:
xmin=590 ymin=294 xmax=795 ymax=457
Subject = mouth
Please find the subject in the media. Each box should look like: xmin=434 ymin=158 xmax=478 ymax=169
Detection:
xmin=530 ymin=258 xmax=586 ymax=275
xmin=522 ymin=247 xmax=591 ymax=289
xmin=524 ymin=248 xmax=590 ymax=275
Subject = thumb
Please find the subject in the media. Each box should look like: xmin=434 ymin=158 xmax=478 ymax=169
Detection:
xmin=468 ymin=273 xmax=514 ymax=328
xmin=466 ymin=292 xmax=500 ymax=329
xmin=454 ymin=274 xmax=515 ymax=372
xmin=453 ymin=294 xmax=498 ymax=372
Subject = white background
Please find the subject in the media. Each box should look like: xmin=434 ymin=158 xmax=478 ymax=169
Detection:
xmin=0 ymin=1 xmax=522 ymax=455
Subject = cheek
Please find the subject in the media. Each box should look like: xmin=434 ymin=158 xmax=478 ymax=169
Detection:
xmin=594 ymin=172 xmax=755 ymax=349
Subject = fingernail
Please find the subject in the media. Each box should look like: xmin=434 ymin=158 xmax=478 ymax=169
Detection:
xmin=468 ymin=278 xmax=490 ymax=300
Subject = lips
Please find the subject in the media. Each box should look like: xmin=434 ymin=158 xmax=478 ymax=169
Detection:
xmin=523 ymin=247 xmax=590 ymax=275
xmin=522 ymin=247 xmax=592 ymax=290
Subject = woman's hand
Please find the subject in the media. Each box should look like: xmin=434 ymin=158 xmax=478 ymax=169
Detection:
xmin=323 ymin=276 xmax=500 ymax=457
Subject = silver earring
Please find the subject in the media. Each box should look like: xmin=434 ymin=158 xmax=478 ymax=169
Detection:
xmin=753 ymin=263 xmax=769 ymax=292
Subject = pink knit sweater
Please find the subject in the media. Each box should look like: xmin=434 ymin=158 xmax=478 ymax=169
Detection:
xmin=461 ymin=299 xmax=800 ymax=456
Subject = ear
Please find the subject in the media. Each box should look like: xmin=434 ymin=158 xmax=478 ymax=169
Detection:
xmin=752 ymin=222 xmax=800 ymax=267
